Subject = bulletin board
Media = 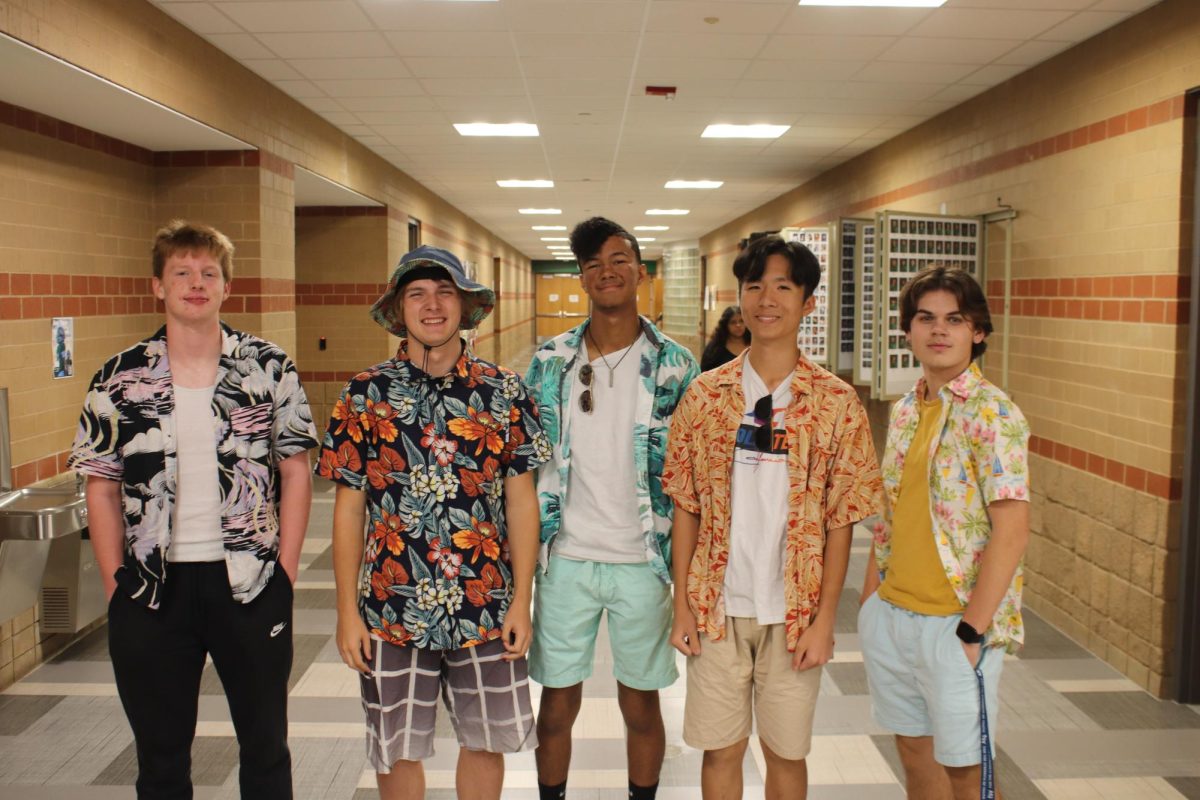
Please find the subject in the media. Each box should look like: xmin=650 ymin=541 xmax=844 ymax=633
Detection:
xmin=872 ymin=212 xmax=982 ymax=400
xmin=853 ymin=222 xmax=876 ymax=389
xmin=780 ymin=225 xmax=834 ymax=366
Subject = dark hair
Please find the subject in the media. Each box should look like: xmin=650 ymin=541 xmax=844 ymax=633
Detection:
xmin=152 ymin=219 xmax=234 ymax=281
xmin=733 ymin=235 xmax=820 ymax=300
xmin=569 ymin=217 xmax=640 ymax=264
xmin=899 ymin=265 xmax=993 ymax=360
xmin=701 ymin=306 xmax=750 ymax=366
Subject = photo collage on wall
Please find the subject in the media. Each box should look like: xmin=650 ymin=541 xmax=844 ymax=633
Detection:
xmin=838 ymin=221 xmax=857 ymax=364
xmin=875 ymin=213 xmax=981 ymax=399
xmin=781 ymin=226 xmax=831 ymax=366
xmin=855 ymin=223 xmax=875 ymax=388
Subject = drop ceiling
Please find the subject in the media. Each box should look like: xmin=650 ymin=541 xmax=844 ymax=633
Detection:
xmin=105 ymin=1 xmax=1177 ymax=256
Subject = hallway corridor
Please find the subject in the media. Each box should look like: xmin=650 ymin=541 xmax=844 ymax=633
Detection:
xmin=0 ymin=478 xmax=1198 ymax=799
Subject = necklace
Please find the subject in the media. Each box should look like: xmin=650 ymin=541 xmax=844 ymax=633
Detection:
xmin=586 ymin=328 xmax=637 ymax=388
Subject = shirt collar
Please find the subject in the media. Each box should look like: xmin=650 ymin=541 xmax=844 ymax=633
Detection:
xmin=564 ymin=315 xmax=663 ymax=356
xmin=915 ymin=361 xmax=983 ymax=402
xmin=714 ymin=349 xmax=815 ymax=398
xmin=395 ymin=337 xmax=472 ymax=384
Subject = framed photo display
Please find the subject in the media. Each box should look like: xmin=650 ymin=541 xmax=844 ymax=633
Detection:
xmin=835 ymin=219 xmax=865 ymax=376
xmin=853 ymin=222 xmax=876 ymax=389
xmin=780 ymin=225 xmax=834 ymax=366
xmin=872 ymin=212 xmax=982 ymax=400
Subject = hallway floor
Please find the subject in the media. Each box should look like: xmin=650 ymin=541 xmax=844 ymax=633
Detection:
xmin=1 ymin=480 xmax=1198 ymax=799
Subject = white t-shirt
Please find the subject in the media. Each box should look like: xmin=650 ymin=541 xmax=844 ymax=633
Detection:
xmin=168 ymin=384 xmax=224 ymax=563
xmin=557 ymin=337 xmax=647 ymax=563
xmin=723 ymin=359 xmax=793 ymax=623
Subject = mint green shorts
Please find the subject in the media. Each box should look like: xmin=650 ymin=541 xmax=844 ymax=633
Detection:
xmin=529 ymin=555 xmax=678 ymax=691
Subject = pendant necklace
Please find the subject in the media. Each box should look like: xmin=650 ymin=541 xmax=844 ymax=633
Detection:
xmin=586 ymin=328 xmax=636 ymax=388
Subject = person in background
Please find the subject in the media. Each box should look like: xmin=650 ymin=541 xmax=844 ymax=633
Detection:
xmin=70 ymin=220 xmax=317 ymax=799
xmin=700 ymin=305 xmax=751 ymax=372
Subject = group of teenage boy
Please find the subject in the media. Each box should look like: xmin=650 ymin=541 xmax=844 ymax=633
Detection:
xmin=69 ymin=214 xmax=1029 ymax=800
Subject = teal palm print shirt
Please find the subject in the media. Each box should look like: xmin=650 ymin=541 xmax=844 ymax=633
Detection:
xmin=524 ymin=316 xmax=699 ymax=583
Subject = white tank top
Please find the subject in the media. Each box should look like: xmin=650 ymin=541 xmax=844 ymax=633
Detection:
xmin=168 ymin=384 xmax=225 ymax=563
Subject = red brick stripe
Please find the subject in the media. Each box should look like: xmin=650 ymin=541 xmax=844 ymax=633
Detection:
xmin=705 ymin=94 xmax=1188 ymax=261
xmin=296 ymin=206 xmax=386 ymax=217
xmin=0 ymin=100 xmax=154 ymax=165
xmin=985 ymin=273 xmax=1191 ymax=324
xmin=11 ymin=450 xmax=71 ymax=489
xmin=1029 ymin=435 xmax=1179 ymax=500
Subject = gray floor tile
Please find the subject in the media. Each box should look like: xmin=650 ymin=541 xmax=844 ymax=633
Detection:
xmin=293 ymin=588 xmax=336 ymax=610
xmin=1001 ymin=730 xmax=1200 ymax=778
xmin=1063 ymin=691 xmax=1200 ymax=730
xmin=1167 ymin=776 xmax=1200 ymax=799
xmin=0 ymin=694 xmax=64 ymax=735
xmin=825 ymin=662 xmax=869 ymax=695
xmin=1016 ymin=611 xmax=1091 ymax=660
xmin=307 ymin=545 xmax=334 ymax=571
xmin=49 ymin=625 xmax=111 ymax=662
xmin=91 ymin=737 xmax=238 ymax=787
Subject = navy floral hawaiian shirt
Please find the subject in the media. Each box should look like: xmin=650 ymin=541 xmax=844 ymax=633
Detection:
xmin=317 ymin=341 xmax=551 ymax=650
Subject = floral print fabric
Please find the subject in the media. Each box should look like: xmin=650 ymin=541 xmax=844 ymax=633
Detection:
xmin=317 ymin=342 xmax=550 ymax=650
xmin=663 ymin=353 xmax=882 ymax=651
xmin=524 ymin=317 xmax=699 ymax=583
xmin=68 ymin=324 xmax=319 ymax=608
xmin=875 ymin=362 xmax=1031 ymax=652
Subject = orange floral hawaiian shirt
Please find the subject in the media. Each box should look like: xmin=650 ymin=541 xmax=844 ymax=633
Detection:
xmin=663 ymin=353 xmax=882 ymax=651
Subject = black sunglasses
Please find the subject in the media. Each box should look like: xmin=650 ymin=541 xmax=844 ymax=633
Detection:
xmin=753 ymin=394 xmax=775 ymax=451
xmin=579 ymin=363 xmax=594 ymax=413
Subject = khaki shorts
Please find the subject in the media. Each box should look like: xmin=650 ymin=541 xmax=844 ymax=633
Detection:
xmin=683 ymin=617 xmax=822 ymax=760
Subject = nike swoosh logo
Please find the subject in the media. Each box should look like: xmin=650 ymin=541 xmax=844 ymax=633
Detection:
xmin=270 ymin=622 xmax=287 ymax=638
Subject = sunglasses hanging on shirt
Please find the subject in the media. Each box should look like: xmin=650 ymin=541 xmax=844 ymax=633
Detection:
xmin=753 ymin=394 xmax=775 ymax=451
xmin=579 ymin=363 xmax=595 ymax=413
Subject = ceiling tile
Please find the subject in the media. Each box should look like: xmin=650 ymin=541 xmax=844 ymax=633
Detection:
xmin=640 ymin=33 xmax=769 ymax=60
xmin=271 ymin=79 xmax=324 ymax=98
xmin=635 ymin=58 xmax=752 ymax=82
xmin=313 ymin=79 xmax=425 ymax=97
xmin=419 ymin=78 xmax=529 ymax=97
xmin=908 ymin=8 xmax=1076 ymax=40
xmin=289 ymin=58 xmax=412 ymax=80
xmin=1038 ymin=11 xmax=1133 ymax=42
xmin=204 ymin=33 xmax=275 ymax=59
xmin=742 ymin=59 xmax=869 ymax=82
xmin=514 ymin=33 xmax=639 ymax=60
xmin=159 ymin=3 xmax=242 ymax=34
xmin=758 ymin=34 xmax=897 ymax=62
xmin=242 ymin=59 xmax=303 ymax=81
xmin=403 ymin=58 xmax=522 ymax=79
xmin=958 ymin=63 xmax=1030 ymax=86
xmin=504 ymin=2 xmax=645 ymax=33
xmin=215 ymin=2 xmax=374 ymax=33
xmin=342 ymin=95 xmax=440 ymax=112
xmin=357 ymin=0 xmax=509 ymax=31
xmin=385 ymin=31 xmax=517 ymax=58
xmin=645 ymin=2 xmax=794 ymax=35
xmin=776 ymin=7 xmax=932 ymax=37
xmin=994 ymin=39 xmax=1075 ymax=66
xmin=255 ymin=32 xmax=394 ymax=59
xmin=877 ymin=37 xmax=1024 ymax=64
xmin=851 ymin=62 xmax=978 ymax=85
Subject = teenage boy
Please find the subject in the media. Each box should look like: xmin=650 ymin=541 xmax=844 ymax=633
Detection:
xmin=524 ymin=217 xmax=699 ymax=800
xmin=70 ymin=220 xmax=318 ymax=798
xmin=859 ymin=266 xmax=1030 ymax=800
xmin=320 ymin=245 xmax=550 ymax=800
xmin=664 ymin=234 xmax=881 ymax=800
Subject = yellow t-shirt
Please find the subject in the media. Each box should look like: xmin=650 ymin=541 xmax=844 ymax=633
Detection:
xmin=877 ymin=395 xmax=962 ymax=615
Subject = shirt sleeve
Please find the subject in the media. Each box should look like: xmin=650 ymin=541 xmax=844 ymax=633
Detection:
xmin=271 ymin=353 xmax=320 ymax=462
xmin=972 ymin=395 xmax=1031 ymax=504
xmin=67 ymin=369 xmax=124 ymax=481
xmin=824 ymin=396 xmax=884 ymax=530
xmin=662 ymin=383 xmax=701 ymax=516
xmin=314 ymin=379 xmax=369 ymax=490
xmin=500 ymin=374 xmax=551 ymax=478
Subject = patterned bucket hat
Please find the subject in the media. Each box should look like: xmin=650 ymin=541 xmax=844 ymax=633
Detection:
xmin=369 ymin=245 xmax=495 ymax=336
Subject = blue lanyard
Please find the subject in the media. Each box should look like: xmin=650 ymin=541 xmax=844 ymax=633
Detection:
xmin=975 ymin=648 xmax=995 ymax=800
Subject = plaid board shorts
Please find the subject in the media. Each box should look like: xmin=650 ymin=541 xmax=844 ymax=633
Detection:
xmin=360 ymin=637 xmax=537 ymax=772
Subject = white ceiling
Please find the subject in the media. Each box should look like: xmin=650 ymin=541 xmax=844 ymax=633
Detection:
xmin=92 ymin=1 xmax=1180 ymax=257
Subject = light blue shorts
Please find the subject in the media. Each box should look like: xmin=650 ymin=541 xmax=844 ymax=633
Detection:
xmin=529 ymin=555 xmax=678 ymax=691
xmin=858 ymin=592 xmax=1004 ymax=767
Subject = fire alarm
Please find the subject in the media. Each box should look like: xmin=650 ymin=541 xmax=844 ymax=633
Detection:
xmin=645 ymin=85 xmax=676 ymax=100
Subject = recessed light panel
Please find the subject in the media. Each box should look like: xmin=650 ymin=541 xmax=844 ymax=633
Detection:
xmin=454 ymin=123 xmax=539 ymax=137
xmin=799 ymin=0 xmax=944 ymax=5
xmin=701 ymin=124 xmax=789 ymax=139
xmin=519 ymin=208 xmax=562 ymax=215
xmin=646 ymin=209 xmax=689 ymax=216
xmin=665 ymin=180 xmax=723 ymax=189
xmin=497 ymin=179 xmax=554 ymax=188
xmin=532 ymin=226 xmax=567 ymax=231
xmin=635 ymin=226 xmax=669 ymax=231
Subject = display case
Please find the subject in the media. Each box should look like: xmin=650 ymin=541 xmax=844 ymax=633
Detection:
xmin=853 ymin=222 xmax=876 ymax=389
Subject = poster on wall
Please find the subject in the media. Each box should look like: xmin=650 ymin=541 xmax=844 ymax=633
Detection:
xmin=52 ymin=317 xmax=74 ymax=379
xmin=780 ymin=225 xmax=833 ymax=366
xmin=853 ymin=223 xmax=875 ymax=389
xmin=873 ymin=212 xmax=982 ymax=400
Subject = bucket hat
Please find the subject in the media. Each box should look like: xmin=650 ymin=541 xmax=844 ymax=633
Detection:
xmin=369 ymin=245 xmax=495 ymax=336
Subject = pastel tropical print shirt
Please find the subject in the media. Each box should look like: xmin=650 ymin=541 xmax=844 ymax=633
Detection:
xmin=875 ymin=361 xmax=1031 ymax=652
xmin=69 ymin=324 xmax=319 ymax=609
xmin=524 ymin=317 xmax=699 ymax=583
xmin=317 ymin=341 xmax=551 ymax=650
xmin=663 ymin=352 xmax=882 ymax=651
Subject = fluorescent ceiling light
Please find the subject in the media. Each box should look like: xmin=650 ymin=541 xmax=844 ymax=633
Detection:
xmin=646 ymin=209 xmax=689 ymax=216
xmin=532 ymin=225 xmax=566 ymax=231
xmin=665 ymin=180 xmax=723 ymax=189
xmin=547 ymin=245 xmax=570 ymax=250
xmin=554 ymin=256 xmax=576 ymax=260
xmin=497 ymin=179 xmax=554 ymax=188
xmin=454 ymin=122 xmax=539 ymax=137
xmin=541 ymin=237 xmax=569 ymax=241
xmin=701 ymin=124 xmax=790 ymax=139
xmin=638 ymin=238 xmax=657 ymax=242
xmin=635 ymin=226 xmax=669 ymax=231
xmin=519 ymin=208 xmax=562 ymax=215
xmin=799 ymin=0 xmax=944 ymax=5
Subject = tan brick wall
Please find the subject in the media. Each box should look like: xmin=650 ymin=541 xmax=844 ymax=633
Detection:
xmin=696 ymin=0 xmax=1198 ymax=694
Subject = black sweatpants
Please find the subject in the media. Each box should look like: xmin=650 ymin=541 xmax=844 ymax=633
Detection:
xmin=107 ymin=561 xmax=294 ymax=799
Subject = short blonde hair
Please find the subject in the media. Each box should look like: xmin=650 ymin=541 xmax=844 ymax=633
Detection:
xmin=152 ymin=220 xmax=234 ymax=281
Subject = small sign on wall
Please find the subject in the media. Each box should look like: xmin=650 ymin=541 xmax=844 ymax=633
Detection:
xmin=549 ymin=294 xmax=560 ymax=302
xmin=568 ymin=294 xmax=579 ymax=303
xmin=52 ymin=317 xmax=74 ymax=379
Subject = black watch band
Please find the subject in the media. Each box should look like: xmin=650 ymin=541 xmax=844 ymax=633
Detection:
xmin=956 ymin=620 xmax=985 ymax=644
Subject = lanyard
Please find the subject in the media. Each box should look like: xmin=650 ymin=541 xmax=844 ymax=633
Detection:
xmin=975 ymin=648 xmax=995 ymax=800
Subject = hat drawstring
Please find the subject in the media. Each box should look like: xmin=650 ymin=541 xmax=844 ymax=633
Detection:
xmin=408 ymin=330 xmax=462 ymax=377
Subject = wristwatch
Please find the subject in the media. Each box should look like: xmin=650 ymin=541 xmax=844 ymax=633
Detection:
xmin=956 ymin=620 xmax=985 ymax=645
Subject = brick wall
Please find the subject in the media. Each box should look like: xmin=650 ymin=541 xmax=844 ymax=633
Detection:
xmin=697 ymin=0 xmax=1198 ymax=695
